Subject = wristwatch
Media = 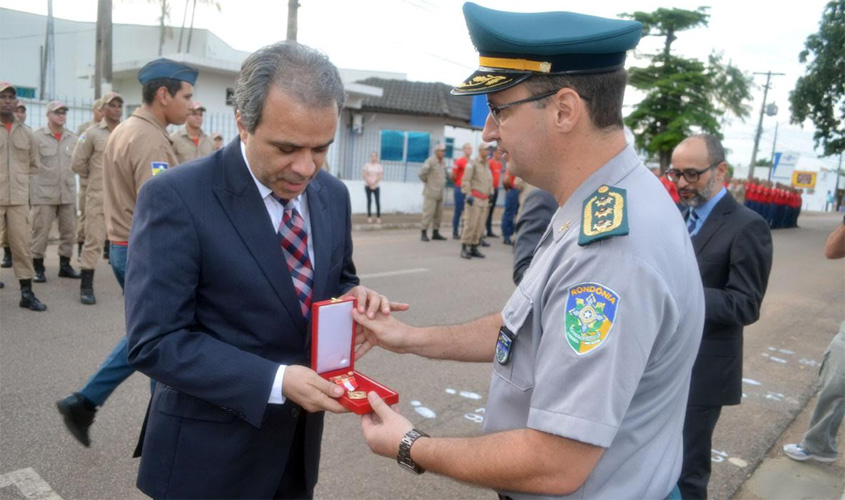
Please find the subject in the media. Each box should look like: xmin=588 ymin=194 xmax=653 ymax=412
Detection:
xmin=397 ymin=428 xmax=429 ymax=474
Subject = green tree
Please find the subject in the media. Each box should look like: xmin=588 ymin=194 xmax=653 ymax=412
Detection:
xmin=790 ymin=0 xmax=845 ymax=157
xmin=622 ymin=7 xmax=752 ymax=171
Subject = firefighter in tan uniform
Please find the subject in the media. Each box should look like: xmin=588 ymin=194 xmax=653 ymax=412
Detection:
xmin=170 ymin=101 xmax=213 ymax=164
xmin=56 ymin=59 xmax=197 ymax=447
xmin=418 ymin=143 xmax=448 ymax=242
xmin=30 ymin=101 xmax=81 ymax=282
xmin=75 ymin=97 xmax=105 ymax=259
xmin=460 ymin=141 xmax=493 ymax=259
xmin=0 ymin=82 xmax=47 ymax=310
xmin=71 ymin=92 xmax=122 ymax=304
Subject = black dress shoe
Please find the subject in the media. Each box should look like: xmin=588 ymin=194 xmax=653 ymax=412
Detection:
xmin=57 ymin=393 xmax=96 ymax=447
xmin=480 ymin=239 xmax=491 ymax=247
xmin=452 ymin=232 xmax=460 ymax=240
xmin=503 ymin=238 xmax=513 ymax=245
xmin=486 ymin=231 xmax=499 ymax=238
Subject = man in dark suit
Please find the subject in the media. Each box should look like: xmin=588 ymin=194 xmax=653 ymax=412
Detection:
xmin=512 ymin=186 xmax=557 ymax=285
xmin=669 ymin=134 xmax=773 ymax=499
xmin=125 ymin=41 xmax=402 ymax=499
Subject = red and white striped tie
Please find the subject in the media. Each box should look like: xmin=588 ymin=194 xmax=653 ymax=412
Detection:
xmin=278 ymin=201 xmax=314 ymax=318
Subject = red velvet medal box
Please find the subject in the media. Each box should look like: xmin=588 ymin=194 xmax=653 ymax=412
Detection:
xmin=311 ymin=297 xmax=398 ymax=414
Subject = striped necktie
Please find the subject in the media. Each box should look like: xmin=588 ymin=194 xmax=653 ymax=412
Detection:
xmin=687 ymin=209 xmax=699 ymax=235
xmin=278 ymin=201 xmax=314 ymax=318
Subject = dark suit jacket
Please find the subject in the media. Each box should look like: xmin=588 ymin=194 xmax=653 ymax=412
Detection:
xmin=125 ymin=139 xmax=359 ymax=499
xmin=687 ymin=192 xmax=772 ymax=407
xmin=513 ymin=188 xmax=557 ymax=285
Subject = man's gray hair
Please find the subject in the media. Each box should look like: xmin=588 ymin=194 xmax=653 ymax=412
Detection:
xmin=235 ymin=41 xmax=346 ymax=134
xmin=690 ymin=133 xmax=726 ymax=165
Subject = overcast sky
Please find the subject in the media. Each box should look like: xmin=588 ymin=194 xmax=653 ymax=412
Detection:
xmin=1 ymin=0 xmax=841 ymax=173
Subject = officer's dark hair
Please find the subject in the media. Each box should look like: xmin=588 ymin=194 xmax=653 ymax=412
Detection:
xmin=689 ymin=133 xmax=726 ymax=165
xmin=141 ymin=78 xmax=184 ymax=105
xmin=524 ymin=68 xmax=627 ymax=130
xmin=234 ymin=41 xmax=346 ymax=134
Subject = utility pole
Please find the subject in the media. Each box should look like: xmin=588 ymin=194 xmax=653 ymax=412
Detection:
xmin=94 ymin=0 xmax=113 ymax=98
xmin=767 ymin=121 xmax=779 ymax=182
xmin=40 ymin=0 xmax=55 ymax=100
xmin=287 ymin=0 xmax=299 ymax=41
xmin=747 ymin=71 xmax=785 ymax=180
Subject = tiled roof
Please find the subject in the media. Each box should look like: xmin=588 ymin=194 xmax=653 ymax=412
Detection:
xmin=356 ymin=78 xmax=474 ymax=123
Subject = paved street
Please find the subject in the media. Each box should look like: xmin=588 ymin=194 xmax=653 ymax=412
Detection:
xmin=0 ymin=211 xmax=843 ymax=499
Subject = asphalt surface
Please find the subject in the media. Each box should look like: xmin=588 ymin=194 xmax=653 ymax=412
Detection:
xmin=0 ymin=210 xmax=842 ymax=499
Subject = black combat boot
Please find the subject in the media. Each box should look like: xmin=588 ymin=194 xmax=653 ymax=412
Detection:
xmin=57 ymin=393 xmax=97 ymax=447
xmin=421 ymin=230 xmax=429 ymax=242
xmin=431 ymin=230 xmax=447 ymax=241
xmin=1 ymin=246 xmax=11 ymax=268
xmin=103 ymin=240 xmax=110 ymax=260
xmin=59 ymin=256 xmax=81 ymax=279
xmin=460 ymin=244 xmax=472 ymax=259
xmin=469 ymin=245 xmax=486 ymax=258
xmin=19 ymin=279 xmax=47 ymax=311
xmin=80 ymin=269 xmax=96 ymax=305
xmin=33 ymin=258 xmax=46 ymax=283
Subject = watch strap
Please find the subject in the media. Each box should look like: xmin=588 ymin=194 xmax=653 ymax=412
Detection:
xmin=397 ymin=428 xmax=430 ymax=474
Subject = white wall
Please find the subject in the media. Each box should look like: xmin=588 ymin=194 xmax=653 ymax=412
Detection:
xmin=344 ymin=180 xmax=424 ymax=214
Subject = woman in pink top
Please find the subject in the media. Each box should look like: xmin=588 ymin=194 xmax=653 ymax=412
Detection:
xmin=363 ymin=152 xmax=384 ymax=223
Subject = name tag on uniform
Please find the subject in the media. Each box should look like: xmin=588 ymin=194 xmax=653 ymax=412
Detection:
xmin=151 ymin=161 xmax=169 ymax=176
xmin=496 ymin=326 xmax=515 ymax=365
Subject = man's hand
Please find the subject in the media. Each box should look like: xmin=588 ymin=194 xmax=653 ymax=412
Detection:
xmin=361 ymin=392 xmax=415 ymax=458
xmin=352 ymin=308 xmax=415 ymax=357
xmin=282 ymin=365 xmax=348 ymax=413
xmin=342 ymin=285 xmax=409 ymax=320
xmin=466 ymin=195 xmax=475 ymax=206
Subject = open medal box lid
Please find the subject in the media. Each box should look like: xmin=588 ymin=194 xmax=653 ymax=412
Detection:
xmin=311 ymin=297 xmax=398 ymax=415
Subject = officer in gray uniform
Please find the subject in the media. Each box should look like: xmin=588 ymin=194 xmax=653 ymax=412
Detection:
xmin=353 ymin=4 xmax=705 ymax=499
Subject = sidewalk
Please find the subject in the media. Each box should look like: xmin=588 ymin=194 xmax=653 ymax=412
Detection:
xmin=733 ymin=387 xmax=845 ymax=500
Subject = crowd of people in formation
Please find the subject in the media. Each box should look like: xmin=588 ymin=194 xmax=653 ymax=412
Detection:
xmin=418 ymin=140 xmax=522 ymax=257
xmin=732 ymin=178 xmax=803 ymax=229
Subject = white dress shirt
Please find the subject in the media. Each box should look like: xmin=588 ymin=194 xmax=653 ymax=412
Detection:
xmin=241 ymin=141 xmax=316 ymax=405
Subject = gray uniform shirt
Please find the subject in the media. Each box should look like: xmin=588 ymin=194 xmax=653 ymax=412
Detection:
xmin=485 ymin=145 xmax=704 ymax=499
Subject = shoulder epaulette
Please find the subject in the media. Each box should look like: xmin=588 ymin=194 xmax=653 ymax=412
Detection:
xmin=578 ymin=185 xmax=629 ymax=246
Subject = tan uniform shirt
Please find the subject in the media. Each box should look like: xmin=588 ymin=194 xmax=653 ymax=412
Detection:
xmin=461 ymin=157 xmax=493 ymax=197
xmin=72 ymin=120 xmax=112 ymax=213
xmin=418 ymin=155 xmax=446 ymax=200
xmin=31 ymin=127 xmax=78 ymax=205
xmin=1 ymin=120 xmax=39 ymax=206
xmin=104 ymin=108 xmax=178 ymax=242
xmin=170 ymin=127 xmax=213 ymax=164
xmin=76 ymin=120 xmax=97 ymax=135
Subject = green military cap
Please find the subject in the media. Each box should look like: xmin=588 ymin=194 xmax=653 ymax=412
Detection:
xmin=452 ymin=2 xmax=643 ymax=96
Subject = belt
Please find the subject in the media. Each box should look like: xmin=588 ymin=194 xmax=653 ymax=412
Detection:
xmin=471 ymin=190 xmax=489 ymax=200
xmin=111 ymin=240 xmax=129 ymax=247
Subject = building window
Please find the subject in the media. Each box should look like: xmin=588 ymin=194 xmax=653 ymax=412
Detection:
xmin=379 ymin=130 xmax=431 ymax=163
xmin=445 ymin=137 xmax=455 ymax=159
xmin=15 ymin=87 xmax=36 ymax=99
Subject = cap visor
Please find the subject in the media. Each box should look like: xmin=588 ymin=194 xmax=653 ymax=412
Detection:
xmin=451 ymin=69 xmax=531 ymax=96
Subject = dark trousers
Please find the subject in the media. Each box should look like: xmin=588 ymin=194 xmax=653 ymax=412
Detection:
xmin=485 ymin=187 xmax=499 ymax=235
xmin=501 ymin=188 xmax=520 ymax=240
xmin=365 ymin=187 xmax=380 ymax=218
xmin=679 ymin=404 xmax=723 ymax=500
xmin=452 ymin=186 xmax=465 ymax=235
xmin=274 ymin=411 xmax=312 ymax=499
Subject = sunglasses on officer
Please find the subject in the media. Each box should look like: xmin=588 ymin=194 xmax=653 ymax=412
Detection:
xmin=666 ymin=161 xmax=723 ymax=183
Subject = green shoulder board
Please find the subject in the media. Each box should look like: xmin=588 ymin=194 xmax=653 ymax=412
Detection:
xmin=578 ymin=185 xmax=629 ymax=246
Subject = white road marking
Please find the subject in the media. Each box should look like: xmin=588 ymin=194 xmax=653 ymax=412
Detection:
xmin=728 ymin=457 xmax=748 ymax=467
xmin=0 ymin=468 xmax=62 ymax=500
xmin=445 ymin=388 xmax=457 ymax=394
xmin=742 ymin=378 xmax=762 ymax=386
xmin=414 ymin=406 xmax=436 ymax=418
xmin=711 ymin=449 xmax=728 ymax=463
xmin=778 ymin=349 xmax=795 ymax=355
xmin=459 ymin=391 xmax=482 ymax=400
xmin=359 ymin=268 xmax=429 ymax=279
xmin=799 ymin=358 xmax=819 ymax=367
xmin=765 ymin=392 xmax=785 ymax=401
xmin=769 ymin=356 xmax=788 ymax=364
xmin=410 ymin=400 xmax=421 ymax=406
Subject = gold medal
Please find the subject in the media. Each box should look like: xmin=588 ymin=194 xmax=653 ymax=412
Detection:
xmin=348 ymin=391 xmax=367 ymax=400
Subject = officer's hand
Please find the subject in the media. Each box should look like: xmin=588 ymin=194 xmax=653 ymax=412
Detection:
xmin=282 ymin=365 xmax=349 ymax=414
xmin=361 ymin=392 xmax=415 ymax=458
xmin=342 ymin=285 xmax=410 ymax=320
xmin=466 ymin=196 xmax=475 ymax=206
xmin=352 ymin=308 xmax=414 ymax=356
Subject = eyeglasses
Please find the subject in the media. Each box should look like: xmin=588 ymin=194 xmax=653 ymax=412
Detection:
xmin=487 ymin=89 xmax=591 ymax=125
xmin=52 ymin=110 xmax=67 ymax=115
xmin=666 ymin=161 xmax=722 ymax=183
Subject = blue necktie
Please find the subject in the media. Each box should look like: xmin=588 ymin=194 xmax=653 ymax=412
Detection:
xmin=687 ymin=209 xmax=699 ymax=235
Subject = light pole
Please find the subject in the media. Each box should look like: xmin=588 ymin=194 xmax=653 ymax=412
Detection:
xmin=766 ymin=102 xmax=778 ymax=182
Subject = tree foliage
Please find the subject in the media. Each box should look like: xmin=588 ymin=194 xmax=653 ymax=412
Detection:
xmin=790 ymin=0 xmax=845 ymax=157
xmin=621 ymin=7 xmax=753 ymax=171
